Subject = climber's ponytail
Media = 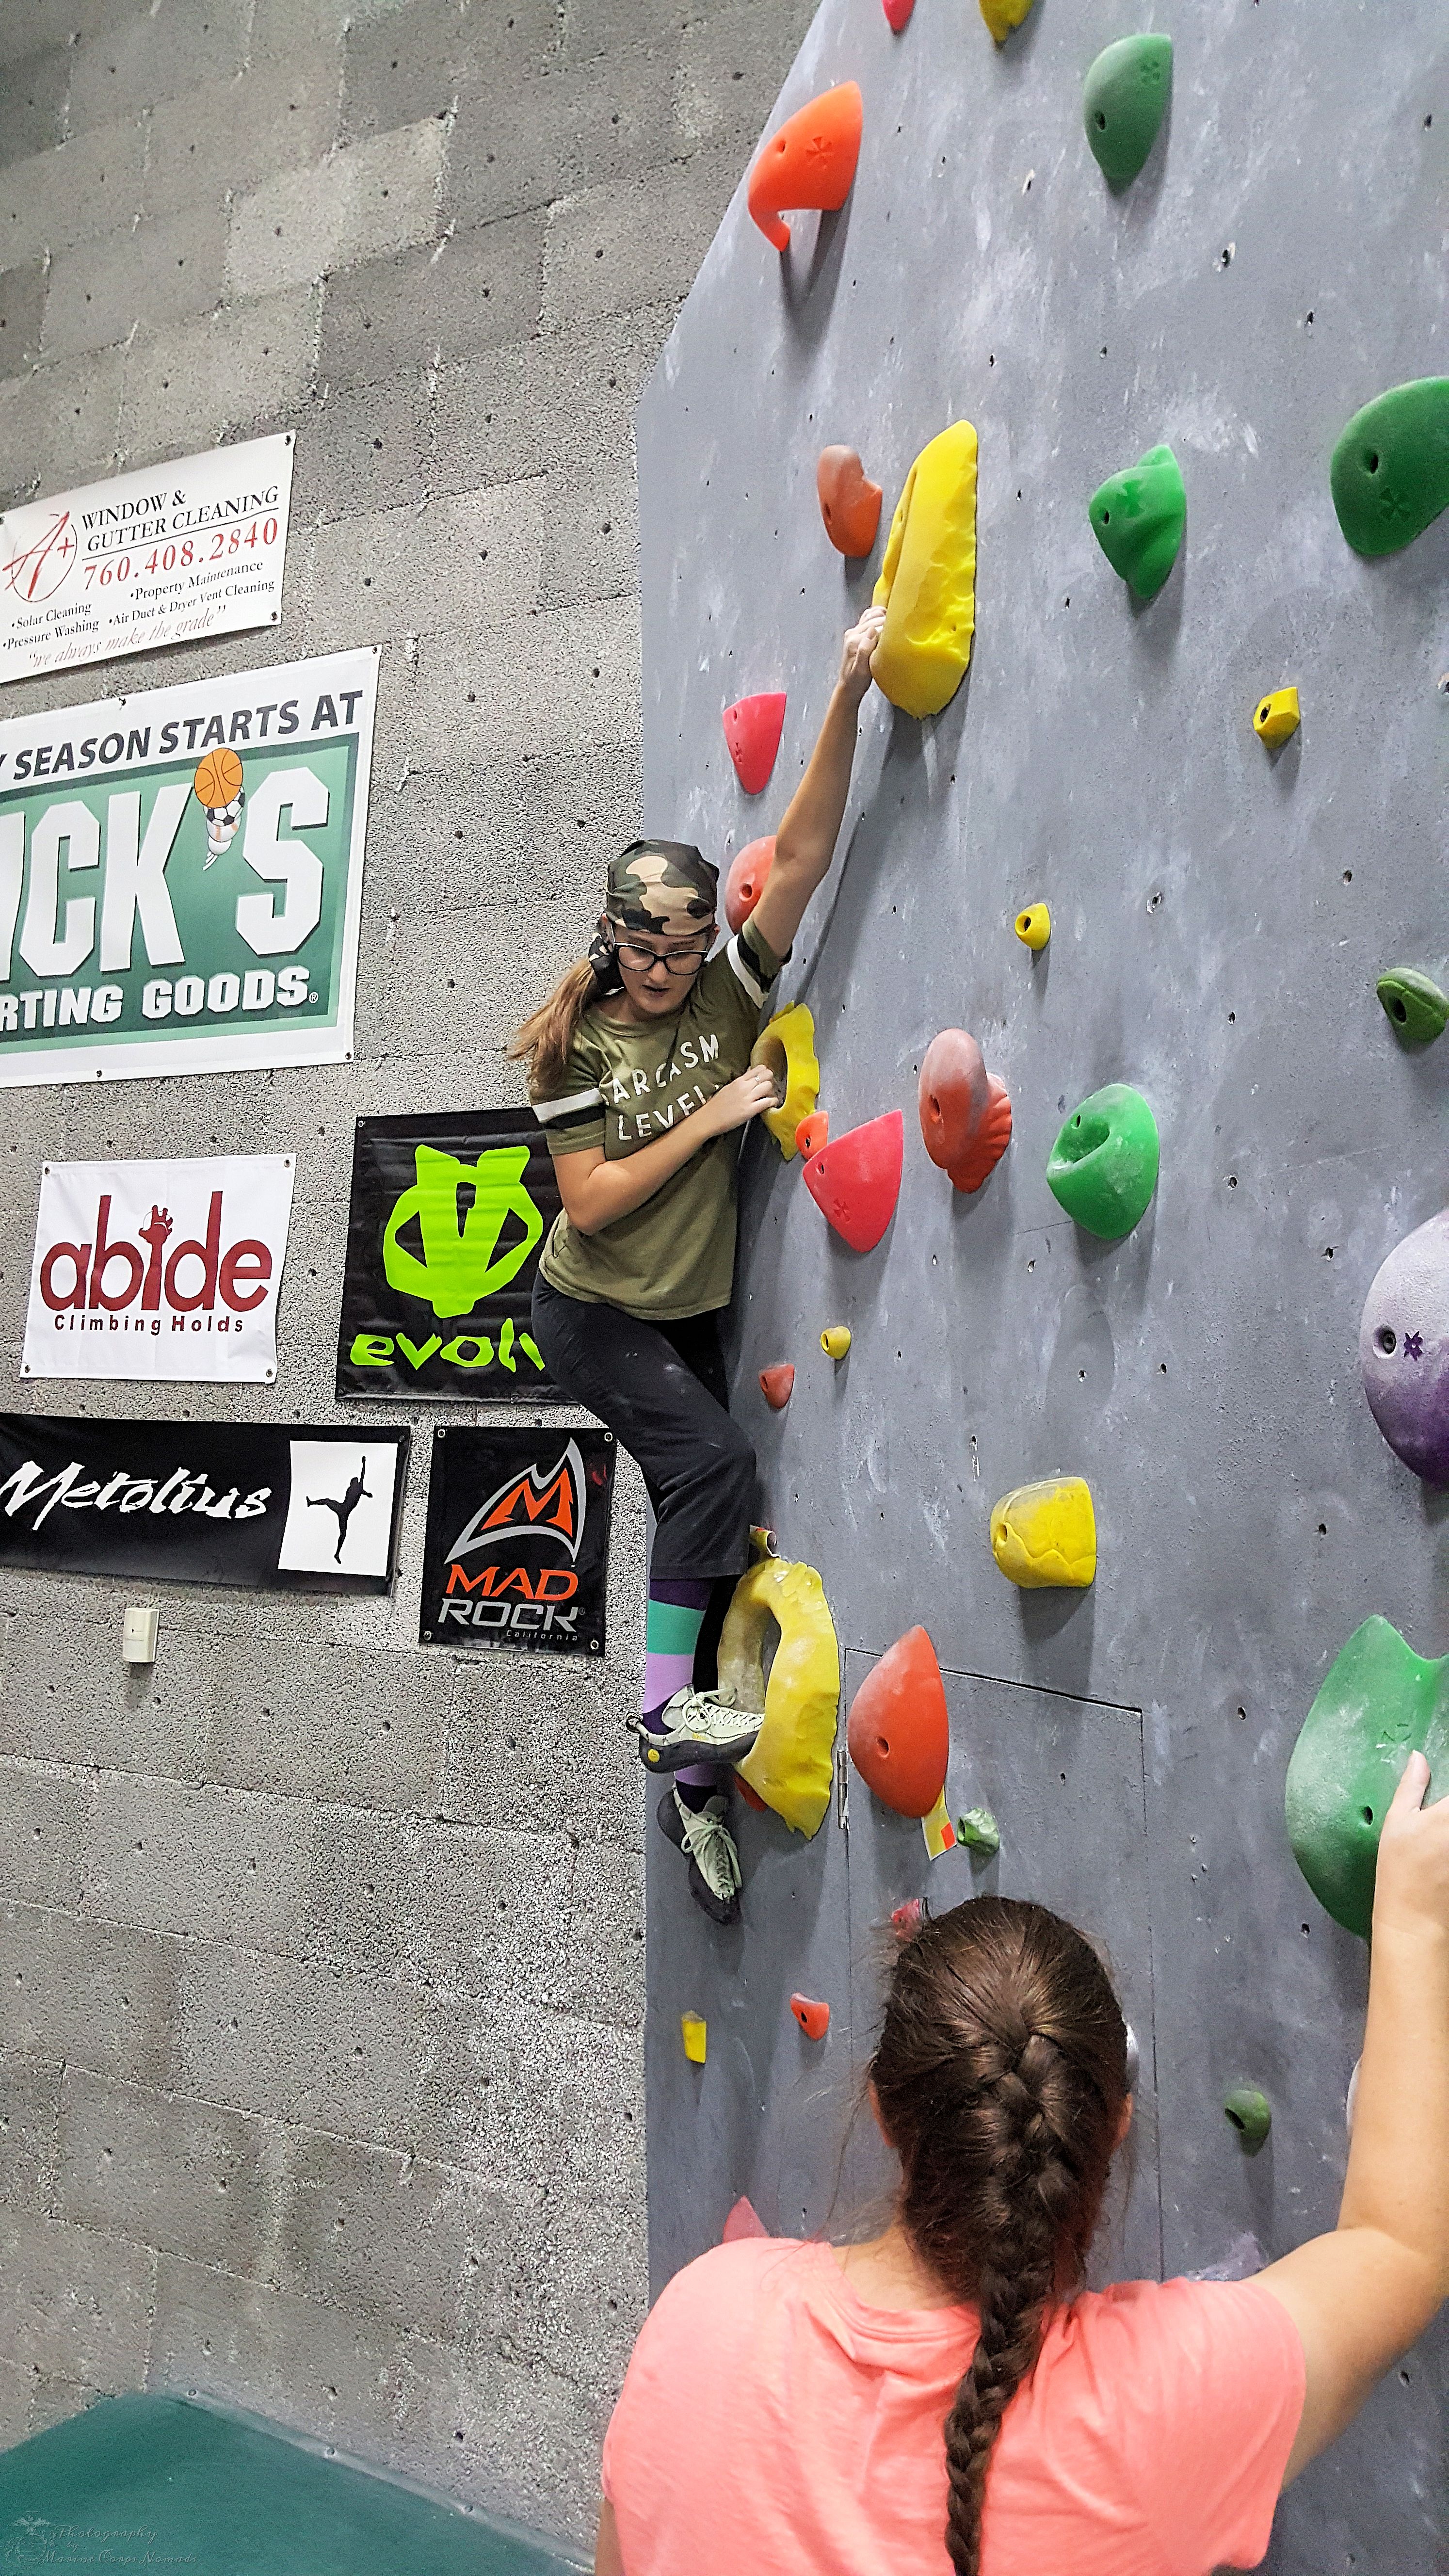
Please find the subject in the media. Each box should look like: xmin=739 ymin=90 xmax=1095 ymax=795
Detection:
xmin=509 ymin=957 xmax=601 ymax=1095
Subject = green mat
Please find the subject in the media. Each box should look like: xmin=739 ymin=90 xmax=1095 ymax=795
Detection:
xmin=0 ymin=2392 xmax=585 ymax=2575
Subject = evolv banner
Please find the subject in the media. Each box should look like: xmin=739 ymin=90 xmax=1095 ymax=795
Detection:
xmin=336 ymin=1109 xmax=560 ymax=1402
xmin=0 ymin=647 xmax=376 ymax=1086
xmin=22 ymin=1156 xmax=296 ymax=1384
xmin=0 ymin=1415 xmax=408 ymax=1593
xmin=419 ymin=1426 xmax=613 ymax=1655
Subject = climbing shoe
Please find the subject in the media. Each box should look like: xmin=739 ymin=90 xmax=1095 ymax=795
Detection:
xmin=658 ymin=1787 xmax=742 ymax=1926
xmin=632 ymin=1684 xmax=761 ymax=1774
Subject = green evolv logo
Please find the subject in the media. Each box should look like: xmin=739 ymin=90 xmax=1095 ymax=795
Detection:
xmin=382 ymin=1144 xmax=542 ymax=1318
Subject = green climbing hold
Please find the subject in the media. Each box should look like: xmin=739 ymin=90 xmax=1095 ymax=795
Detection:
xmin=1088 ymin=445 xmax=1185 ymax=601
xmin=1083 ymin=34 xmax=1172 ymax=188
xmin=1046 ymin=1084 xmax=1159 ymax=1241
xmin=1331 ymin=379 xmax=1449 ymax=558
xmin=1376 ymin=967 xmax=1449 ymax=1047
xmin=1285 ymin=1614 xmax=1449 ymax=1941
xmin=956 ymin=1806 xmax=1000 ymax=1855
xmin=1223 ymin=2087 xmax=1272 ymax=2150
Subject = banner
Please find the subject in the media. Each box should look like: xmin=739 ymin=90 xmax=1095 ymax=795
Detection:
xmin=0 ymin=647 xmax=376 ymax=1087
xmin=22 ymin=1156 xmax=296 ymax=1384
xmin=0 ymin=435 xmax=294 ymax=684
xmin=336 ymin=1109 xmax=560 ymax=1401
xmin=0 ymin=1415 xmax=408 ymax=1593
xmin=419 ymin=1426 xmax=614 ymax=1655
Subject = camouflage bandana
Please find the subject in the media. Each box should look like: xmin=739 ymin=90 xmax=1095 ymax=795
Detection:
xmin=605 ymin=839 xmax=718 ymax=937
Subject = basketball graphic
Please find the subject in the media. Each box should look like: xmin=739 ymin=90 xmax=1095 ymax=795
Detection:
xmin=193 ymin=746 xmax=243 ymax=811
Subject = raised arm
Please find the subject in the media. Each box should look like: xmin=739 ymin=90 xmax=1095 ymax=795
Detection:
xmin=751 ymin=606 xmax=884 ymax=962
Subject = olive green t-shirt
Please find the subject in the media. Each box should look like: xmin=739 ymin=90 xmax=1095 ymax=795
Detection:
xmin=531 ymin=918 xmax=784 ymax=1320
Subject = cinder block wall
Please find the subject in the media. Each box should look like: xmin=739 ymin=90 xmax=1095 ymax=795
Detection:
xmin=0 ymin=0 xmax=813 ymax=2540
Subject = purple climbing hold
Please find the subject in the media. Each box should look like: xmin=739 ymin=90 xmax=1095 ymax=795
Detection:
xmin=1360 ymin=1207 xmax=1449 ymax=1485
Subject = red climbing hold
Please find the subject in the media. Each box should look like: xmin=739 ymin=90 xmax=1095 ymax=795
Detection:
xmin=722 ymin=2195 xmax=769 ymax=2242
xmin=803 ymin=1110 xmax=903 ymax=1253
xmin=918 ymin=1029 xmax=1013 ymax=1193
xmin=847 ymin=1626 xmax=950 ymax=1818
xmin=723 ymin=694 xmax=787 ymax=796
xmin=795 ymin=1110 xmax=829 ymax=1157
xmin=883 ymin=0 xmax=915 ymax=24
xmin=724 ymin=835 xmax=775 ymax=930
xmin=891 ymin=1897 xmax=924 ymax=1938
xmin=737 ymin=1775 xmax=768 ymax=1813
xmin=817 ymin=446 xmax=884 ymax=558
xmin=790 ymin=1994 xmax=831 ymax=2041
xmin=759 ymin=1364 xmax=795 ymax=1409
xmin=748 ymin=80 xmax=864 ymax=253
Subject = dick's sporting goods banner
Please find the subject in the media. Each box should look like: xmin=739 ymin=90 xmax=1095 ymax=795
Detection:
xmin=336 ymin=1109 xmax=560 ymax=1402
xmin=419 ymin=1426 xmax=613 ymax=1655
xmin=23 ymin=1156 xmax=295 ymax=1385
xmin=0 ymin=647 xmax=376 ymax=1086
xmin=0 ymin=1415 xmax=408 ymax=1593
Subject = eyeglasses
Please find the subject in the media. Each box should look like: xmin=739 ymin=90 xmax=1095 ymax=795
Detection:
xmin=612 ymin=934 xmax=712 ymax=977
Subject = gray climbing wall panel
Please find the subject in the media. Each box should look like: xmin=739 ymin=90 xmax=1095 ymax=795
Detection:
xmin=637 ymin=3 xmax=1449 ymax=2566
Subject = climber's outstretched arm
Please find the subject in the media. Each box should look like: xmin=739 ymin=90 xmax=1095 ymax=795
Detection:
xmin=751 ymin=606 xmax=884 ymax=960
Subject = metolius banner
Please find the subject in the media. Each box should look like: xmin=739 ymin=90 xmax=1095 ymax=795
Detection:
xmin=0 ymin=647 xmax=376 ymax=1086
xmin=419 ymin=1426 xmax=614 ymax=1654
xmin=0 ymin=1416 xmax=409 ymax=1593
xmin=336 ymin=1109 xmax=560 ymax=1402
xmin=23 ymin=1156 xmax=296 ymax=1384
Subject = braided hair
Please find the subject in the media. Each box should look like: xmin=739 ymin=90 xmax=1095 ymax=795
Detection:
xmin=870 ymin=1896 xmax=1128 ymax=2576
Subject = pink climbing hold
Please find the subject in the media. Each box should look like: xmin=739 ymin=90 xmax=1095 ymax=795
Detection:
xmin=724 ymin=835 xmax=775 ymax=931
xmin=891 ymin=1897 xmax=924 ymax=1938
xmin=883 ymin=0 xmax=915 ymax=26
xmin=723 ymin=693 xmax=787 ymax=796
xmin=722 ymin=2195 xmax=770 ymax=2243
xmin=918 ymin=1029 xmax=1013 ymax=1193
xmin=802 ymin=1110 xmax=904 ymax=1253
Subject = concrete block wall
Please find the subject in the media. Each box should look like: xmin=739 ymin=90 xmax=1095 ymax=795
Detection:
xmin=0 ymin=0 xmax=814 ymax=2538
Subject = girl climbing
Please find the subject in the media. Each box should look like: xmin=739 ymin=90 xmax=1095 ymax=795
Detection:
xmin=513 ymin=607 xmax=886 ymax=1926
xmin=595 ymin=1749 xmax=1449 ymax=2571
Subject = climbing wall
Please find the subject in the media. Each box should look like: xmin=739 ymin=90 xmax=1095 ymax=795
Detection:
xmin=637 ymin=2 xmax=1449 ymax=2566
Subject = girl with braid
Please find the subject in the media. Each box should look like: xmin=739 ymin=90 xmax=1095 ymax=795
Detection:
xmin=597 ymin=1749 xmax=1449 ymax=2572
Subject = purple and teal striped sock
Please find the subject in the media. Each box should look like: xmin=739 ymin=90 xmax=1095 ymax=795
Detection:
xmin=643 ymin=1576 xmax=723 ymax=1807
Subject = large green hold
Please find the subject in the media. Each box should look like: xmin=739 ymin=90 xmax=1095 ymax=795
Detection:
xmin=1088 ymin=445 xmax=1185 ymax=600
xmin=1285 ymin=1615 xmax=1449 ymax=1940
xmin=1330 ymin=379 xmax=1449 ymax=557
xmin=1083 ymin=34 xmax=1172 ymax=188
xmin=1376 ymin=966 xmax=1449 ymax=1046
xmin=1046 ymin=1084 xmax=1159 ymax=1240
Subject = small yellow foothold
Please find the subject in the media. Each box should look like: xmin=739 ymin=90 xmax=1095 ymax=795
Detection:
xmin=990 ymin=1476 xmax=1096 ymax=1590
xmin=979 ymin=0 xmax=1035 ymax=38
xmin=1014 ymin=903 xmax=1050 ymax=951
xmin=1253 ymin=686 xmax=1300 ymax=749
xmin=681 ymin=2012 xmax=707 ymax=2065
xmin=820 ymin=1324 xmax=852 ymax=1359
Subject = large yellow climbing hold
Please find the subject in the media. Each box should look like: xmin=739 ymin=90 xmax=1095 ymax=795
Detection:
xmin=750 ymin=1003 xmax=820 ymax=1159
xmin=717 ymin=1546 xmax=840 ymax=1838
xmin=979 ymin=0 xmax=1035 ymax=42
xmin=871 ymin=421 xmax=978 ymax=719
xmin=1253 ymin=686 xmax=1300 ymax=748
xmin=990 ymin=1477 xmax=1097 ymax=1590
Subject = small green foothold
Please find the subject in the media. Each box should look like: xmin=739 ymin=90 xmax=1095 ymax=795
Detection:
xmin=1046 ymin=1084 xmax=1159 ymax=1241
xmin=1223 ymin=2087 xmax=1272 ymax=2150
xmin=1286 ymin=1615 xmax=1449 ymax=1939
xmin=1330 ymin=379 xmax=1449 ymax=558
xmin=1088 ymin=445 xmax=1185 ymax=601
xmin=1376 ymin=967 xmax=1449 ymax=1047
xmin=956 ymin=1806 xmax=1000 ymax=1855
xmin=1083 ymin=34 xmax=1173 ymax=189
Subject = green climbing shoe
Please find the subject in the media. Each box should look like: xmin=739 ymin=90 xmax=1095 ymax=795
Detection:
xmin=658 ymin=1787 xmax=742 ymax=1925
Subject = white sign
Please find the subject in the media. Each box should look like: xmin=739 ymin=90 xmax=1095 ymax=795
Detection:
xmin=23 ymin=1155 xmax=296 ymax=1383
xmin=0 ymin=435 xmax=294 ymax=685
xmin=277 ymin=1440 xmax=400 ymax=1578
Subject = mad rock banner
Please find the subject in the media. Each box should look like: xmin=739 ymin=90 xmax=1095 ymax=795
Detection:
xmin=23 ymin=1156 xmax=296 ymax=1384
xmin=0 ymin=1415 xmax=408 ymax=1594
xmin=419 ymin=1426 xmax=614 ymax=1655
xmin=0 ymin=646 xmax=376 ymax=1087
xmin=337 ymin=1109 xmax=560 ymax=1402
xmin=0 ymin=435 xmax=294 ymax=685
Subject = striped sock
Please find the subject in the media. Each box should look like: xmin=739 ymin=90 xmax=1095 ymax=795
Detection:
xmin=642 ymin=1577 xmax=711 ymax=1731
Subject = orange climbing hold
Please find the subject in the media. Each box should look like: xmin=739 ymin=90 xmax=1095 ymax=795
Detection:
xmin=748 ymin=80 xmax=863 ymax=253
xmin=918 ymin=1029 xmax=1013 ymax=1193
xmin=723 ymin=693 xmax=787 ymax=795
xmin=847 ymin=1626 xmax=950 ymax=1818
xmin=724 ymin=835 xmax=775 ymax=931
xmin=817 ymin=446 xmax=884 ymax=558
xmin=759 ymin=1364 xmax=795 ymax=1409
xmin=790 ymin=1994 xmax=831 ymax=2040
xmin=737 ymin=1775 xmax=768 ymax=1813
xmin=802 ymin=1110 xmax=903 ymax=1253
xmin=795 ymin=1111 xmax=829 ymax=1157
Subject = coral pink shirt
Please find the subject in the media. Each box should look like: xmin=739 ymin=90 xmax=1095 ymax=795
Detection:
xmin=602 ymin=2238 xmax=1305 ymax=2576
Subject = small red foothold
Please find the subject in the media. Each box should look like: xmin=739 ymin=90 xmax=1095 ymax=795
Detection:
xmin=817 ymin=446 xmax=884 ymax=558
xmin=723 ymin=694 xmax=787 ymax=796
xmin=790 ymin=1993 xmax=831 ymax=2041
xmin=724 ymin=834 xmax=775 ymax=930
xmin=883 ymin=0 xmax=915 ymax=24
xmin=737 ymin=1775 xmax=768 ymax=1813
xmin=759 ymin=1363 xmax=795 ymax=1409
xmin=891 ymin=1897 xmax=924 ymax=1938
xmin=848 ymin=1627 xmax=950 ymax=1817
xmin=803 ymin=1109 xmax=904 ymax=1252
xmin=795 ymin=1111 xmax=829 ymax=1157
xmin=919 ymin=1029 xmax=1013 ymax=1193
xmin=748 ymin=81 xmax=864 ymax=253
xmin=722 ymin=2194 xmax=769 ymax=2242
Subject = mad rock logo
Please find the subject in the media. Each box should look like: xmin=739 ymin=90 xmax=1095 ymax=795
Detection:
xmin=23 ymin=1156 xmax=295 ymax=1384
xmin=419 ymin=1428 xmax=614 ymax=1657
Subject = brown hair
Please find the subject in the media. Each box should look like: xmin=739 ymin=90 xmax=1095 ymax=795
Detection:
xmin=508 ymin=956 xmax=597 ymax=1096
xmin=870 ymin=1896 xmax=1128 ymax=2576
